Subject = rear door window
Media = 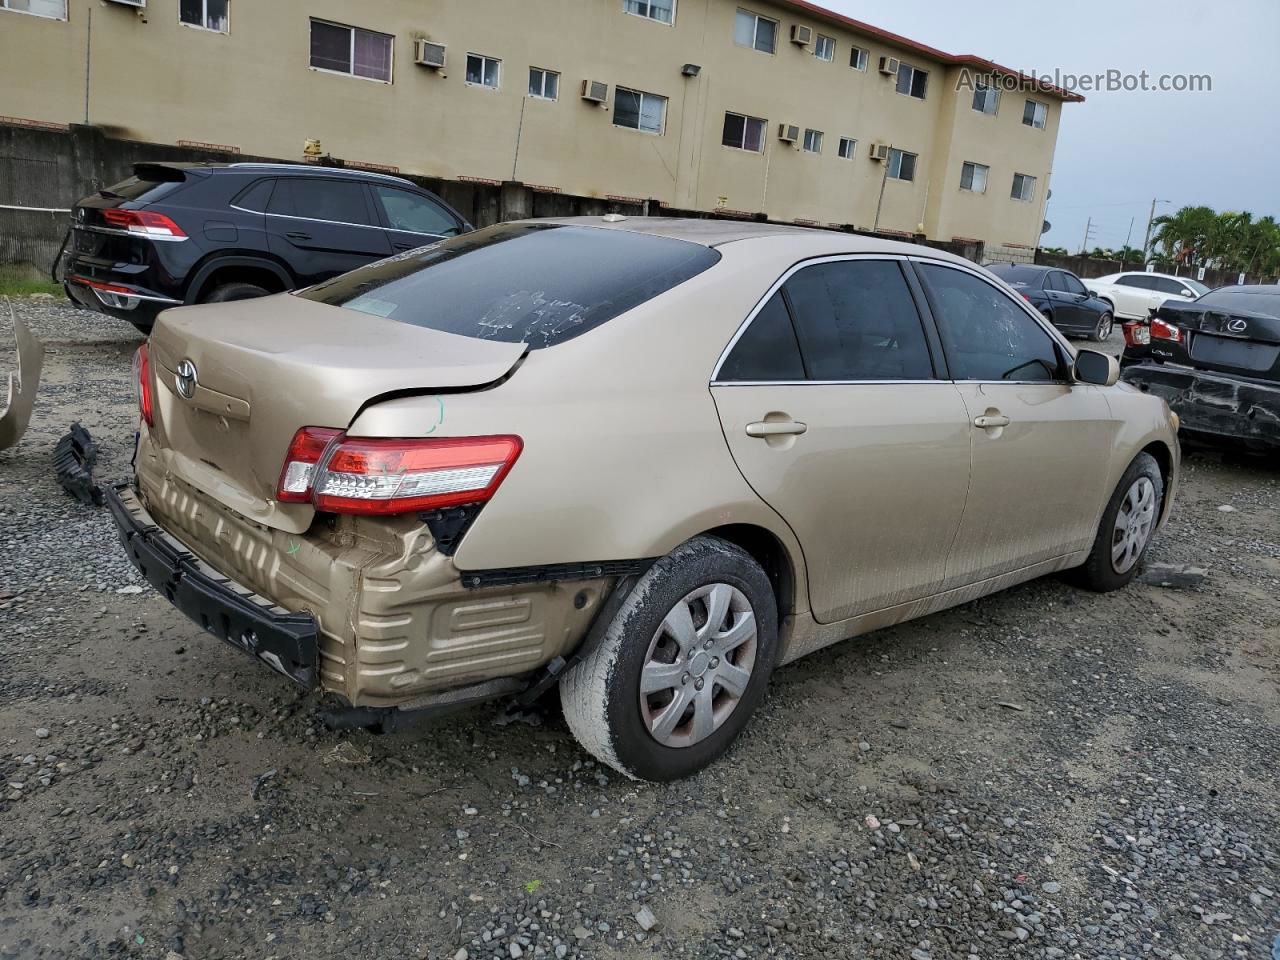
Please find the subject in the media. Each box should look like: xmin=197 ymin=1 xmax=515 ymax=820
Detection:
xmin=1043 ymin=272 xmax=1066 ymax=292
xmin=717 ymin=292 xmax=805 ymax=381
xmin=373 ymin=186 xmax=460 ymax=237
xmin=232 ymin=179 xmax=275 ymax=212
xmin=268 ymin=178 xmax=377 ymax=226
xmin=783 ymin=259 xmax=935 ymax=381
xmin=1061 ymin=273 xmax=1089 ymax=296
xmin=919 ymin=263 xmax=1065 ymax=382
xmin=298 ymin=223 xmax=721 ymax=348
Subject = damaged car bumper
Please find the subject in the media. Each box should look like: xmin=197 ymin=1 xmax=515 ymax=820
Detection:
xmin=1121 ymin=362 xmax=1280 ymax=449
xmin=107 ymin=482 xmax=320 ymax=687
xmin=0 ymin=313 xmax=45 ymax=451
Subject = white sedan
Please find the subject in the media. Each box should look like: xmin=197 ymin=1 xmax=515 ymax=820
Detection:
xmin=1089 ymin=271 xmax=1208 ymax=321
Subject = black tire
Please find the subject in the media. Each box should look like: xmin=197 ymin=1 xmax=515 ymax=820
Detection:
xmin=204 ymin=281 xmax=270 ymax=303
xmin=1075 ymin=452 xmax=1164 ymax=592
xmin=560 ymin=536 xmax=778 ymax=781
xmin=1092 ymin=311 xmax=1114 ymax=342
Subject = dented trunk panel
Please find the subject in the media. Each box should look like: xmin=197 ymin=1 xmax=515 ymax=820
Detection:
xmin=145 ymin=293 xmax=526 ymax=533
xmin=1121 ymin=362 xmax=1280 ymax=449
xmin=133 ymin=431 xmax=602 ymax=705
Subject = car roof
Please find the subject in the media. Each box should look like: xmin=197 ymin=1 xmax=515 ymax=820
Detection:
xmin=533 ymin=216 xmax=972 ymax=262
xmin=986 ymin=263 xmax=1053 ymax=274
xmin=134 ymin=161 xmax=416 ymax=188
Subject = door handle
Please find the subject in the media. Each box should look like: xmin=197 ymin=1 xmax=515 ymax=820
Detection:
xmin=746 ymin=420 xmax=808 ymax=438
xmin=286 ymin=231 xmax=312 ymax=241
xmin=974 ymin=414 xmax=1010 ymax=428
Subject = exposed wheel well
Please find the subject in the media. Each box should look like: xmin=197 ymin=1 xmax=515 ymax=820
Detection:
xmin=1140 ymin=440 xmax=1175 ymax=521
xmin=190 ymin=262 xmax=290 ymax=302
xmin=702 ymin=524 xmax=796 ymax=625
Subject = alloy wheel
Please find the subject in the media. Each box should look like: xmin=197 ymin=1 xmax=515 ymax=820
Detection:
xmin=1097 ymin=313 xmax=1114 ymax=341
xmin=638 ymin=583 xmax=758 ymax=748
xmin=1111 ymin=476 xmax=1157 ymax=573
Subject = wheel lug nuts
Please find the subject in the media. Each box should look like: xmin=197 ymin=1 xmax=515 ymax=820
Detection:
xmin=710 ymin=657 xmax=720 ymax=668
xmin=681 ymin=673 xmax=690 ymax=685
xmin=694 ymin=678 xmax=704 ymax=690
xmin=704 ymin=639 xmax=713 ymax=649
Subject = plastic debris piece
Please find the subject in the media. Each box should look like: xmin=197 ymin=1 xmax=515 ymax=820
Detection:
xmin=53 ymin=422 xmax=103 ymax=505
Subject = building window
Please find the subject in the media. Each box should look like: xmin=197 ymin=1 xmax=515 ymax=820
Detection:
xmin=887 ymin=148 xmax=917 ymax=181
xmin=849 ymin=45 xmax=868 ymax=70
xmin=180 ymin=0 xmax=228 ymax=32
xmin=614 ymin=86 xmax=667 ymax=134
xmin=1011 ymin=173 xmax=1036 ymax=201
xmin=837 ymin=137 xmax=857 ymax=160
xmin=1 ymin=0 xmax=67 ymax=18
xmin=814 ymin=34 xmax=835 ymax=61
xmin=960 ymin=161 xmax=988 ymax=193
xmin=723 ymin=112 xmax=766 ymax=152
xmin=528 ymin=67 xmax=559 ymax=100
xmin=971 ymin=81 xmax=999 ymax=115
xmin=1023 ymin=99 xmax=1048 ymax=129
xmin=466 ymin=53 xmax=501 ymax=89
xmin=623 ymin=0 xmax=674 ymax=25
xmin=734 ymin=9 xmax=778 ymax=53
xmin=802 ymin=129 xmax=823 ymax=153
xmin=309 ymin=19 xmax=393 ymax=83
xmin=895 ymin=62 xmax=928 ymax=99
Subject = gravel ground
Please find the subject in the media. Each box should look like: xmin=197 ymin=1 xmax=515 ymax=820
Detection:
xmin=1 ymin=297 xmax=1277 ymax=960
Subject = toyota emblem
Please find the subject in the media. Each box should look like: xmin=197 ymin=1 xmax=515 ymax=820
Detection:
xmin=1225 ymin=318 xmax=1248 ymax=334
xmin=175 ymin=359 xmax=198 ymax=399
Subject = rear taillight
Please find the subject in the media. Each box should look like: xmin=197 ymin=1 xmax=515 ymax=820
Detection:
xmin=1151 ymin=318 xmax=1183 ymax=343
xmin=277 ymin=434 xmax=522 ymax=515
xmin=101 ymin=208 xmax=187 ymax=239
xmin=133 ymin=342 xmax=154 ymax=428
xmin=277 ymin=427 xmax=344 ymax=503
xmin=1122 ymin=322 xmax=1151 ymax=347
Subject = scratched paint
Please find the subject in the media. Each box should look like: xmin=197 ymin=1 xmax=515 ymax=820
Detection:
xmin=424 ymin=395 xmax=445 ymax=434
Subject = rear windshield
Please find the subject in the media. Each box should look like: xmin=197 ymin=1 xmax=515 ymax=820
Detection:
xmin=297 ymin=223 xmax=722 ymax=348
xmin=100 ymin=175 xmax=183 ymax=203
xmin=1195 ymin=288 xmax=1280 ymax=317
xmin=985 ymin=264 xmax=1044 ymax=287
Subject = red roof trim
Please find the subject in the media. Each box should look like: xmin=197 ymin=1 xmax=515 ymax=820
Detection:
xmin=777 ymin=0 xmax=1086 ymax=103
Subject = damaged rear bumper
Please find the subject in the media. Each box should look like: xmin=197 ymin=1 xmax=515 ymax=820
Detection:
xmin=1120 ymin=362 xmax=1280 ymax=449
xmin=106 ymin=482 xmax=320 ymax=688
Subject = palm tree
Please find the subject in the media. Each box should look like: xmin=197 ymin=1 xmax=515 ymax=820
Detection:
xmin=1151 ymin=205 xmax=1217 ymax=267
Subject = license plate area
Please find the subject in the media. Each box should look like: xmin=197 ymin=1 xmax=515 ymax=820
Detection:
xmin=1190 ymin=334 xmax=1279 ymax=373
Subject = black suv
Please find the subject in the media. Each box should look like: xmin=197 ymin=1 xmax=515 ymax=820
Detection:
xmin=61 ymin=162 xmax=471 ymax=332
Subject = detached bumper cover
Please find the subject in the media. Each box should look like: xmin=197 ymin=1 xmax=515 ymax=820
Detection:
xmin=1121 ymin=362 xmax=1280 ymax=447
xmin=106 ymin=482 xmax=319 ymax=688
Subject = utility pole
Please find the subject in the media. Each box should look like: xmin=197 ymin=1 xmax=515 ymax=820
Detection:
xmin=1079 ymin=217 xmax=1095 ymax=255
xmin=1141 ymin=198 xmax=1170 ymax=265
xmin=1123 ymin=216 xmax=1135 ymax=262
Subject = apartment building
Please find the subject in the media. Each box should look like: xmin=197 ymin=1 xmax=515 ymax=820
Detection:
xmin=0 ymin=0 xmax=1081 ymax=257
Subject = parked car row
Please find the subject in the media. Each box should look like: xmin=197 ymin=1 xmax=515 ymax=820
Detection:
xmin=59 ymin=162 xmax=470 ymax=332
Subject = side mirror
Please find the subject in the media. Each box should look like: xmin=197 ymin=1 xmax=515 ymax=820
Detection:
xmin=1075 ymin=349 xmax=1119 ymax=387
xmin=1087 ymin=290 xmax=1099 ymax=297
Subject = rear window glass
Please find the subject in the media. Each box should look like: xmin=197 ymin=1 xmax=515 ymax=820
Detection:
xmin=1195 ymin=288 xmax=1280 ymax=317
xmin=100 ymin=175 xmax=183 ymax=203
xmin=986 ymin=265 xmax=1046 ymax=287
xmin=299 ymin=223 xmax=722 ymax=348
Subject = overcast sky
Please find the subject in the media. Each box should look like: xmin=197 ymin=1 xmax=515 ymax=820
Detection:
xmin=819 ymin=0 xmax=1280 ymax=253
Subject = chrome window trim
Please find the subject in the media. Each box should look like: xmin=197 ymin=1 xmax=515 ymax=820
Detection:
xmin=227 ymin=163 xmax=414 ymax=187
xmin=74 ymin=224 xmax=188 ymax=243
xmin=709 ymin=253 xmax=935 ymax=384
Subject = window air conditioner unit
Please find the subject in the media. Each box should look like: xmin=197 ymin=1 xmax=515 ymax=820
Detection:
xmin=581 ymin=79 xmax=609 ymax=103
xmin=414 ymin=40 xmax=447 ymax=69
xmin=790 ymin=24 xmax=813 ymax=46
xmin=869 ymin=142 xmax=890 ymax=161
xmin=106 ymin=0 xmax=146 ymax=7
xmin=879 ymin=56 xmax=900 ymax=75
xmin=778 ymin=123 xmax=800 ymax=143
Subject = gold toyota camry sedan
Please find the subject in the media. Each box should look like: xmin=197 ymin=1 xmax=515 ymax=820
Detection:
xmin=110 ymin=217 xmax=1179 ymax=781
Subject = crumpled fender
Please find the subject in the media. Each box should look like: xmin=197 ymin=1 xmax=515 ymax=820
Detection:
xmin=0 ymin=308 xmax=45 ymax=451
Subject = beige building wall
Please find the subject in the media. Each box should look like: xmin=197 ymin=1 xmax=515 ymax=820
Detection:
xmin=0 ymin=0 xmax=1073 ymax=252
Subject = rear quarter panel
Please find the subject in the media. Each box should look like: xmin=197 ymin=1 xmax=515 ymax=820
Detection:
xmin=346 ymin=237 xmax=820 ymax=609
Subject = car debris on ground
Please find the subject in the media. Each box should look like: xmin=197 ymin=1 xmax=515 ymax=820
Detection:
xmin=0 ymin=305 xmax=44 ymax=451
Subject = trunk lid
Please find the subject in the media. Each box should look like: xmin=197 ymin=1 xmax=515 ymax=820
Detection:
xmin=146 ymin=293 xmax=526 ymax=533
xmin=1155 ymin=296 xmax=1280 ymax=381
xmin=69 ymin=164 xmax=193 ymax=263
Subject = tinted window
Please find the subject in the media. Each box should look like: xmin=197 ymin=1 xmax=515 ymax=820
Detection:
xmin=1125 ymin=274 xmax=1157 ymax=290
xmin=986 ymin=264 xmax=1045 ymax=288
xmin=718 ymin=292 xmax=805 ymax=381
xmin=1114 ymin=275 xmax=1144 ymax=288
xmin=374 ymin=187 xmax=459 ymax=236
xmin=269 ymin=178 xmax=375 ymax=226
xmin=299 ymin=223 xmax=721 ymax=348
xmin=1152 ymin=277 xmax=1187 ymax=295
xmin=1043 ymin=272 xmax=1066 ymax=292
xmin=100 ymin=175 xmax=183 ymax=204
xmin=921 ymin=264 xmax=1064 ymax=382
xmin=1195 ymin=288 xmax=1280 ymax=317
xmin=783 ymin=260 xmax=933 ymax=381
xmin=1061 ymin=273 xmax=1088 ymax=295
xmin=232 ymin=179 xmax=275 ymax=213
